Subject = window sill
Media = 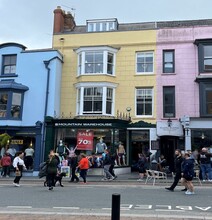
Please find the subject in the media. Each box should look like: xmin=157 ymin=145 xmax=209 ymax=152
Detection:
xmin=161 ymin=73 xmax=176 ymax=75
xmin=0 ymin=74 xmax=18 ymax=78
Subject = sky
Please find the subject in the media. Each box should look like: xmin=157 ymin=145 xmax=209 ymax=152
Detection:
xmin=0 ymin=0 xmax=212 ymax=49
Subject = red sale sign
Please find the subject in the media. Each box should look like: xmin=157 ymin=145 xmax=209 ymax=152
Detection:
xmin=77 ymin=130 xmax=94 ymax=150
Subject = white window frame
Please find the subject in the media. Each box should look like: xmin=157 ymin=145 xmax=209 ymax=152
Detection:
xmin=135 ymin=88 xmax=154 ymax=117
xmin=75 ymin=46 xmax=118 ymax=76
xmin=87 ymin=19 xmax=117 ymax=32
xmin=75 ymin=82 xmax=117 ymax=116
xmin=136 ymin=51 xmax=154 ymax=74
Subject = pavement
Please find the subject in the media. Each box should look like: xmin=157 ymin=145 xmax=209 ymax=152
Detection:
xmin=0 ymin=172 xmax=212 ymax=220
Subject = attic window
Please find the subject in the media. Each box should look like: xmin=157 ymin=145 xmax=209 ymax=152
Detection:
xmin=87 ymin=19 xmax=118 ymax=32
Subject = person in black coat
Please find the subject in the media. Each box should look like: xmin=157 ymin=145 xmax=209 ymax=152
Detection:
xmin=69 ymin=155 xmax=79 ymax=182
xmin=165 ymin=149 xmax=184 ymax=192
xmin=181 ymin=152 xmax=195 ymax=195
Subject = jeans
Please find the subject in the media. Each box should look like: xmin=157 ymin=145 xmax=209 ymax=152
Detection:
xmin=200 ymin=164 xmax=212 ymax=180
xmin=103 ymin=165 xmax=113 ymax=179
xmin=80 ymin=169 xmax=88 ymax=183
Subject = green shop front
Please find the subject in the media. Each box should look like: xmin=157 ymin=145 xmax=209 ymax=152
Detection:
xmin=44 ymin=117 xmax=131 ymax=173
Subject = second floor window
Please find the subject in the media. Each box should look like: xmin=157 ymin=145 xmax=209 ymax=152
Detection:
xmin=2 ymin=55 xmax=17 ymax=75
xmin=199 ymin=82 xmax=212 ymax=116
xmin=136 ymin=51 xmax=154 ymax=74
xmin=76 ymin=47 xmax=118 ymax=75
xmin=163 ymin=50 xmax=175 ymax=73
xmin=136 ymin=88 xmax=153 ymax=116
xmin=163 ymin=86 xmax=175 ymax=118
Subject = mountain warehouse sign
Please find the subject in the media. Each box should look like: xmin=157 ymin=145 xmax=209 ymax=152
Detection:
xmin=55 ymin=122 xmax=113 ymax=127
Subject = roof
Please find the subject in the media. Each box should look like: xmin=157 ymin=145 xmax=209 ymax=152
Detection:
xmin=0 ymin=80 xmax=29 ymax=91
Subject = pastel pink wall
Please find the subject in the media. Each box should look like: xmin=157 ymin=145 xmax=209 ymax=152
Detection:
xmin=156 ymin=26 xmax=212 ymax=120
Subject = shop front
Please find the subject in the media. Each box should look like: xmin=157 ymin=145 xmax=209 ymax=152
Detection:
xmin=45 ymin=117 xmax=130 ymax=174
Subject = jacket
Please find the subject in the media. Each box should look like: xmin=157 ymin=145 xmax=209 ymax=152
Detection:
xmin=198 ymin=152 xmax=212 ymax=164
xmin=46 ymin=156 xmax=59 ymax=175
xmin=1 ymin=155 xmax=11 ymax=166
xmin=78 ymin=157 xmax=89 ymax=170
xmin=182 ymin=158 xmax=194 ymax=176
xmin=174 ymin=155 xmax=184 ymax=174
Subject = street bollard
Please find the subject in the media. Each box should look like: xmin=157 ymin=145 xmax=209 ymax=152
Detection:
xmin=111 ymin=194 xmax=120 ymax=220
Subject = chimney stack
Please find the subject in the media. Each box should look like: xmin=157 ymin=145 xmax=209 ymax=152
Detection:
xmin=53 ymin=6 xmax=76 ymax=34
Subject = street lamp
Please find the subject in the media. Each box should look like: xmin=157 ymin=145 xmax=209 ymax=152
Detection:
xmin=126 ymin=107 xmax=131 ymax=122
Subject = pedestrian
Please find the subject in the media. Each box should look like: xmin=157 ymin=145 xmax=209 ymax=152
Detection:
xmin=181 ymin=152 xmax=195 ymax=195
xmin=0 ymin=152 xmax=11 ymax=177
xmin=69 ymin=154 xmax=79 ymax=183
xmin=109 ymin=152 xmax=117 ymax=179
xmin=24 ymin=145 xmax=34 ymax=170
xmin=102 ymin=149 xmax=114 ymax=181
xmin=46 ymin=150 xmax=59 ymax=190
xmin=76 ymin=153 xmax=89 ymax=184
xmin=197 ymin=147 xmax=212 ymax=182
xmin=137 ymin=153 xmax=147 ymax=181
xmin=165 ymin=149 xmax=185 ymax=192
xmin=13 ymin=151 xmax=26 ymax=187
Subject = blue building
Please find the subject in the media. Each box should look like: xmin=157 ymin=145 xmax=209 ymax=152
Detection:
xmin=0 ymin=43 xmax=63 ymax=174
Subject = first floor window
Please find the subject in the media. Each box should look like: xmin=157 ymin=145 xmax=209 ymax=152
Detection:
xmin=199 ymin=82 xmax=212 ymax=116
xmin=163 ymin=86 xmax=175 ymax=118
xmin=0 ymin=91 xmax=22 ymax=119
xmin=77 ymin=86 xmax=114 ymax=115
xmin=136 ymin=88 xmax=153 ymax=116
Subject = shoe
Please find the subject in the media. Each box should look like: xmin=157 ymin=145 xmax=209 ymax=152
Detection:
xmin=165 ymin=187 xmax=174 ymax=192
xmin=203 ymin=180 xmax=206 ymax=182
xmin=48 ymin=186 xmax=53 ymax=190
xmin=185 ymin=191 xmax=195 ymax=195
xmin=137 ymin=179 xmax=143 ymax=181
xmin=101 ymin=178 xmax=108 ymax=181
xmin=6 ymin=175 xmax=9 ymax=178
xmin=208 ymin=179 xmax=212 ymax=182
xmin=181 ymin=188 xmax=187 ymax=191
xmin=13 ymin=183 xmax=20 ymax=187
xmin=113 ymin=176 xmax=117 ymax=179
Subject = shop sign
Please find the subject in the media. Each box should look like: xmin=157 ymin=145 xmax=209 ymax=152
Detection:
xmin=55 ymin=122 xmax=113 ymax=127
xmin=11 ymin=140 xmax=23 ymax=145
xmin=77 ymin=130 xmax=94 ymax=150
xmin=157 ymin=121 xmax=183 ymax=136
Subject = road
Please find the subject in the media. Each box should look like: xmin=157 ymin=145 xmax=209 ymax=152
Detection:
xmin=0 ymin=181 xmax=211 ymax=219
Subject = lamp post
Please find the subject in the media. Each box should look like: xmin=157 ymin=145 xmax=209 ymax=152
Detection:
xmin=126 ymin=107 xmax=131 ymax=122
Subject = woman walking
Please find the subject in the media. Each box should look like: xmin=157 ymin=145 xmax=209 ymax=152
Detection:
xmin=181 ymin=152 xmax=195 ymax=195
xmin=77 ymin=153 xmax=89 ymax=184
xmin=13 ymin=151 xmax=26 ymax=187
xmin=46 ymin=150 xmax=59 ymax=190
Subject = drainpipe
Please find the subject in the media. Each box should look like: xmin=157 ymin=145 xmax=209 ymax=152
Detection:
xmin=41 ymin=56 xmax=63 ymax=161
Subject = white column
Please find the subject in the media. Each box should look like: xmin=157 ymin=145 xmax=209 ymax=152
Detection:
xmin=185 ymin=128 xmax=191 ymax=151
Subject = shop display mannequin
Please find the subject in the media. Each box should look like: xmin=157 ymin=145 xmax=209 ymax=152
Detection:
xmin=56 ymin=140 xmax=66 ymax=158
xmin=95 ymin=137 xmax=107 ymax=154
xmin=117 ymin=142 xmax=126 ymax=166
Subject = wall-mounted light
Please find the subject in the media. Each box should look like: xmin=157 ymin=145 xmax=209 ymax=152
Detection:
xmin=126 ymin=107 xmax=132 ymax=122
xmin=201 ymin=132 xmax=206 ymax=139
xmin=167 ymin=118 xmax=172 ymax=128
xmin=59 ymin=37 xmax=65 ymax=42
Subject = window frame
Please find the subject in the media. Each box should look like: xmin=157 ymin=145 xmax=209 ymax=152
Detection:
xmin=199 ymin=81 xmax=212 ymax=117
xmin=76 ymin=82 xmax=117 ymax=116
xmin=0 ymin=90 xmax=23 ymax=120
xmin=163 ymin=50 xmax=175 ymax=73
xmin=1 ymin=54 xmax=17 ymax=76
xmin=163 ymin=86 xmax=175 ymax=118
xmin=76 ymin=46 xmax=118 ymax=76
xmin=136 ymin=51 xmax=154 ymax=74
xmin=135 ymin=88 xmax=153 ymax=117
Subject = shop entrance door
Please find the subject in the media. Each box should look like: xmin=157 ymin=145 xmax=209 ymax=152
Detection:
xmin=160 ymin=136 xmax=177 ymax=172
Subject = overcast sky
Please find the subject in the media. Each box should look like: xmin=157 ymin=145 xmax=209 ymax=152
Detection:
xmin=0 ymin=0 xmax=212 ymax=49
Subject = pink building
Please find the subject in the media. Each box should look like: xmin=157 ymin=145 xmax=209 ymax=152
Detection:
xmin=156 ymin=20 xmax=212 ymax=169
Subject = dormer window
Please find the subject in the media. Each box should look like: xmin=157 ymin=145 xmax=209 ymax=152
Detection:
xmin=87 ymin=19 xmax=118 ymax=32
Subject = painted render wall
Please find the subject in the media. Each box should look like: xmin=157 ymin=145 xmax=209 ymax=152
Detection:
xmin=53 ymin=30 xmax=157 ymax=124
xmin=156 ymin=26 xmax=212 ymax=120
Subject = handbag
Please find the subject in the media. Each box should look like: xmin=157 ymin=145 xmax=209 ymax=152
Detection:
xmin=15 ymin=170 xmax=21 ymax=177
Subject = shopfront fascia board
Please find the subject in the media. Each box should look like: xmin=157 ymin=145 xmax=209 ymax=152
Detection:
xmin=157 ymin=121 xmax=183 ymax=137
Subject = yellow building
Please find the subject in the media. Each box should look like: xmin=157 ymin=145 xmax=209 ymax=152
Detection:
xmin=47 ymin=6 xmax=158 ymax=170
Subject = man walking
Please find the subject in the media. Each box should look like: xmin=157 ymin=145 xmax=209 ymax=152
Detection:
xmin=165 ymin=149 xmax=184 ymax=192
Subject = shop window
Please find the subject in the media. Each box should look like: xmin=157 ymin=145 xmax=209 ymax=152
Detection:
xmin=136 ymin=51 xmax=154 ymax=74
xmin=77 ymin=85 xmax=115 ymax=116
xmin=75 ymin=46 xmax=118 ymax=76
xmin=136 ymin=88 xmax=153 ymax=116
xmin=163 ymin=86 xmax=175 ymax=118
xmin=163 ymin=50 xmax=175 ymax=73
xmin=0 ymin=91 xmax=23 ymax=119
xmin=2 ymin=54 xmax=17 ymax=75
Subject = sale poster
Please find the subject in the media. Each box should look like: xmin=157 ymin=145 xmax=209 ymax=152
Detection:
xmin=77 ymin=130 xmax=94 ymax=150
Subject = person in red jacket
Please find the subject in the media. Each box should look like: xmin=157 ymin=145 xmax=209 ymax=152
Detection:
xmin=77 ymin=153 xmax=89 ymax=184
xmin=1 ymin=152 xmax=12 ymax=177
